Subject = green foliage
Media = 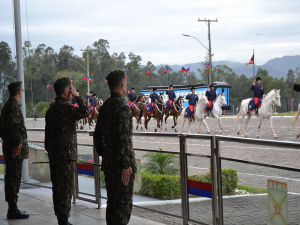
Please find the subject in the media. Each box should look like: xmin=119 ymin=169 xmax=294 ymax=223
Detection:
xmin=0 ymin=165 xmax=3 ymax=175
xmin=237 ymin=185 xmax=267 ymax=194
xmin=35 ymin=101 xmax=50 ymax=117
xmin=142 ymin=148 xmax=180 ymax=175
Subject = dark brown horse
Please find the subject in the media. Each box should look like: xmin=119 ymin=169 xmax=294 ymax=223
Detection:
xmin=131 ymin=94 xmax=148 ymax=130
xmin=142 ymin=93 xmax=165 ymax=132
xmin=88 ymin=99 xmax=103 ymax=130
xmin=164 ymin=96 xmax=184 ymax=132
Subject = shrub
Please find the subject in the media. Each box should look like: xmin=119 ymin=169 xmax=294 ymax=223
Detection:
xmin=142 ymin=148 xmax=180 ymax=175
xmin=35 ymin=101 xmax=50 ymax=117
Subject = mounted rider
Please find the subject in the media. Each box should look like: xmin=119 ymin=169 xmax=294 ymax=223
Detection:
xmin=128 ymin=88 xmax=137 ymax=107
xmin=185 ymin=87 xmax=199 ymax=122
xmin=248 ymin=77 xmax=266 ymax=115
xmin=205 ymin=84 xmax=217 ymax=114
xmin=165 ymin=85 xmax=176 ymax=111
xmin=86 ymin=91 xmax=93 ymax=109
xmin=90 ymin=94 xmax=98 ymax=116
xmin=149 ymin=88 xmax=158 ymax=114
xmin=71 ymin=90 xmax=80 ymax=107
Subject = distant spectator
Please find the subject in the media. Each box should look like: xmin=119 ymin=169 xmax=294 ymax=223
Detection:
xmin=33 ymin=107 xmax=37 ymax=121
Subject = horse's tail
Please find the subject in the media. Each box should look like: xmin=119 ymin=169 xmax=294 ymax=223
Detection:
xmin=176 ymin=108 xmax=185 ymax=125
xmin=292 ymin=104 xmax=300 ymax=131
xmin=235 ymin=108 xmax=242 ymax=122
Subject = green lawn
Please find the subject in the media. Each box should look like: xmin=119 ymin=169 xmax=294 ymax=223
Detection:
xmin=0 ymin=165 xmax=3 ymax=175
xmin=272 ymin=112 xmax=296 ymax=117
xmin=237 ymin=185 xmax=268 ymax=194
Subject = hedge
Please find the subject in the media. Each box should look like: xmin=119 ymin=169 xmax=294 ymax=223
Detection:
xmin=137 ymin=168 xmax=238 ymax=200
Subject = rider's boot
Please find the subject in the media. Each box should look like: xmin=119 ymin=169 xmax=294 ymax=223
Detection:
xmin=255 ymin=108 xmax=258 ymax=115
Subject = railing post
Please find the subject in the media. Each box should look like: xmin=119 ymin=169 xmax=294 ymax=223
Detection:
xmin=216 ymin=139 xmax=223 ymax=225
xmin=73 ymin=161 xmax=77 ymax=204
xmin=92 ymin=132 xmax=101 ymax=209
xmin=211 ymin=136 xmax=217 ymax=225
xmin=180 ymin=135 xmax=188 ymax=225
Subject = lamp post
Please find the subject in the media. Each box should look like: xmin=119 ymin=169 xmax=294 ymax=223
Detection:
xmin=69 ymin=59 xmax=89 ymax=93
xmin=182 ymin=34 xmax=212 ymax=84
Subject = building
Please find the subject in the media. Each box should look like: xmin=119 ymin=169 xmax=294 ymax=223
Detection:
xmin=140 ymin=81 xmax=231 ymax=109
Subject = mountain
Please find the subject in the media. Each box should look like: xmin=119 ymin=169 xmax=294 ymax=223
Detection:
xmin=149 ymin=55 xmax=300 ymax=79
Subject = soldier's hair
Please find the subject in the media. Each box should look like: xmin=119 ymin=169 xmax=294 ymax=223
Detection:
xmin=54 ymin=84 xmax=71 ymax=97
xmin=108 ymin=78 xmax=125 ymax=91
xmin=9 ymin=86 xmax=22 ymax=97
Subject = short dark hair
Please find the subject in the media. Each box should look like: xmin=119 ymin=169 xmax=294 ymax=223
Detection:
xmin=108 ymin=78 xmax=125 ymax=91
xmin=54 ymin=84 xmax=70 ymax=97
xmin=9 ymin=86 xmax=22 ymax=97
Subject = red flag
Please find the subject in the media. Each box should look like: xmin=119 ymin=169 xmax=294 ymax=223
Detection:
xmin=246 ymin=54 xmax=254 ymax=66
xmin=46 ymin=83 xmax=50 ymax=89
xmin=147 ymin=68 xmax=151 ymax=77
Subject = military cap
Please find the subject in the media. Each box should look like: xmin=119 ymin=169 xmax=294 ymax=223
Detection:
xmin=191 ymin=86 xmax=195 ymax=90
xmin=169 ymin=85 xmax=173 ymax=88
xmin=210 ymin=84 xmax=214 ymax=88
xmin=90 ymin=91 xmax=93 ymax=94
xmin=54 ymin=77 xmax=71 ymax=88
xmin=153 ymin=88 xmax=157 ymax=91
xmin=256 ymin=77 xmax=262 ymax=81
xmin=294 ymin=84 xmax=300 ymax=92
xmin=8 ymin=81 xmax=22 ymax=90
xmin=132 ymin=88 xmax=135 ymax=90
xmin=106 ymin=70 xmax=126 ymax=81
xmin=93 ymin=94 xmax=97 ymax=96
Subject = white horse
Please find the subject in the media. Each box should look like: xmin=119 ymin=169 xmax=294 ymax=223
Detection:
xmin=235 ymin=89 xmax=281 ymax=139
xmin=292 ymin=104 xmax=300 ymax=138
xmin=176 ymin=95 xmax=209 ymax=134
xmin=196 ymin=93 xmax=227 ymax=134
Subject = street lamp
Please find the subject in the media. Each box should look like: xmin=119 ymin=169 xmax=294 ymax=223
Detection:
xmin=182 ymin=34 xmax=212 ymax=84
xmin=69 ymin=59 xmax=90 ymax=94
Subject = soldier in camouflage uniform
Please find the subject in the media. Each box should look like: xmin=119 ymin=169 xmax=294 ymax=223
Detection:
xmin=0 ymin=81 xmax=30 ymax=219
xmin=94 ymin=70 xmax=137 ymax=225
xmin=45 ymin=78 xmax=89 ymax=225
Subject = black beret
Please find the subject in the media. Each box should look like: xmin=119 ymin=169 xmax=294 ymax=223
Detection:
xmin=90 ymin=91 xmax=93 ymax=94
xmin=153 ymin=88 xmax=157 ymax=91
xmin=132 ymin=88 xmax=135 ymax=90
xmin=54 ymin=78 xmax=71 ymax=88
xmin=106 ymin=70 xmax=126 ymax=81
xmin=294 ymin=84 xmax=300 ymax=92
xmin=93 ymin=94 xmax=96 ymax=96
xmin=169 ymin=85 xmax=173 ymax=88
xmin=8 ymin=81 xmax=22 ymax=90
xmin=191 ymin=87 xmax=195 ymax=90
xmin=256 ymin=77 xmax=262 ymax=81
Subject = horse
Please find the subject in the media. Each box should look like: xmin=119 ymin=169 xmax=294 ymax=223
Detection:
xmin=196 ymin=93 xmax=227 ymax=134
xmin=164 ymin=96 xmax=184 ymax=132
xmin=131 ymin=94 xmax=148 ymax=130
xmin=142 ymin=93 xmax=166 ymax=132
xmin=88 ymin=99 xmax=103 ymax=130
xmin=176 ymin=95 xmax=209 ymax=134
xmin=292 ymin=104 xmax=300 ymax=138
xmin=235 ymin=89 xmax=281 ymax=139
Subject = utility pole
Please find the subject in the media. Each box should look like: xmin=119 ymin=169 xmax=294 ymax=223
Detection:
xmin=198 ymin=18 xmax=218 ymax=85
xmin=81 ymin=47 xmax=90 ymax=94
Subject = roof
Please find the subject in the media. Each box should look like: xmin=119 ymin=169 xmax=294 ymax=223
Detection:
xmin=141 ymin=81 xmax=231 ymax=92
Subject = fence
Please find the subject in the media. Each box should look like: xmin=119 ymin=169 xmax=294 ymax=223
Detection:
xmin=1 ymin=129 xmax=300 ymax=225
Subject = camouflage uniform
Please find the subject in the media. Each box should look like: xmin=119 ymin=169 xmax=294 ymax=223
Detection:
xmin=0 ymin=97 xmax=29 ymax=204
xmin=45 ymin=95 xmax=88 ymax=221
xmin=95 ymin=92 xmax=137 ymax=225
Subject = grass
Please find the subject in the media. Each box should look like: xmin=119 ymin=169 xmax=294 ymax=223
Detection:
xmin=272 ymin=112 xmax=295 ymax=117
xmin=0 ymin=165 xmax=4 ymax=175
xmin=237 ymin=185 xmax=268 ymax=194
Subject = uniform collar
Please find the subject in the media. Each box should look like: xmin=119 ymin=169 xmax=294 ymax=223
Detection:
xmin=9 ymin=97 xmax=21 ymax=106
xmin=55 ymin=96 xmax=70 ymax=103
xmin=111 ymin=92 xmax=124 ymax=98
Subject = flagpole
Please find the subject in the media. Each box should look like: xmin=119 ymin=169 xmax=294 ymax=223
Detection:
xmin=253 ymin=49 xmax=255 ymax=78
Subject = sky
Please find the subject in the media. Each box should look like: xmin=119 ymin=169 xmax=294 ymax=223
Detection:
xmin=1 ymin=0 xmax=300 ymax=66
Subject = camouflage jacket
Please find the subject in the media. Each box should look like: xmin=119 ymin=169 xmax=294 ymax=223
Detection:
xmin=94 ymin=92 xmax=137 ymax=174
xmin=45 ymin=96 xmax=89 ymax=162
xmin=1 ymin=97 xmax=29 ymax=160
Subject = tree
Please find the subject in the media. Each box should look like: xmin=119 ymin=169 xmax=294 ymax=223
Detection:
xmin=256 ymin=68 xmax=269 ymax=79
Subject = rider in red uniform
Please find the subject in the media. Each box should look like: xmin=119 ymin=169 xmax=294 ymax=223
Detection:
xmin=248 ymin=77 xmax=266 ymax=115
xmin=127 ymin=88 xmax=136 ymax=107
xmin=86 ymin=91 xmax=93 ymax=109
xmin=205 ymin=84 xmax=217 ymax=112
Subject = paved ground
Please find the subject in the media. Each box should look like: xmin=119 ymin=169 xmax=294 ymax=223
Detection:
xmin=6 ymin=117 xmax=300 ymax=224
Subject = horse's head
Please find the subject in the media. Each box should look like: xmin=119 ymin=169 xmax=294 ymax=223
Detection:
xmin=199 ymin=95 xmax=209 ymax=106
xmin=177 ymin=96 xmax=184 ymax=109
xmin=97 ymin=99 xmax=103 ymax=107
xmin=159 ymin=93 xmax=166 ymax=105
xmin=220 ymin=93 xmax=227 ymax=106
xmin=142 ymin=94 xmax=149 ymax=104
xmin=273 ymin=89 xmax=281 ymax=107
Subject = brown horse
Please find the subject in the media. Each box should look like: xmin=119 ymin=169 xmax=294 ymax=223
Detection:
xmin=131 ymin=94 xmax=148 ymax=130
xmin=142 ymin=93 xmax=165 ymax=132
xmin=88 ymin=99 xmax=103 ymax=130
xmin=164 ymin=96 xmax=184 ymax=132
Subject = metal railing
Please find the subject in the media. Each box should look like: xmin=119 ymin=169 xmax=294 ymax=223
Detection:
xmin=2 ymin=129 xmax=298 ymax=225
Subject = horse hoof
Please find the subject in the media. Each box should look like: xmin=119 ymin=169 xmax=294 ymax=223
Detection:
xmin=274 ymin=136 xmax=278 ymax=139
xmin=155 ymin=129 xmax=157 ymax=132
xmin=297 ymin=135 xmax=300 ymax=138
xmin=175 ymin=129 xmax=177 ymax=132
xmin=245 ymin=135 xmax=247 ymax=137
xmin=237 ymin=132 xmax=240 ymax=135
xmin=171 ymin=126 xmax=175 ymax=128
xmin=256 ymin=136 xmax=259 ymax=138
xmin=207 ymin=131 xmax=210 ymax=134
xmin=219 ymin=131 xmax=222 ymax=134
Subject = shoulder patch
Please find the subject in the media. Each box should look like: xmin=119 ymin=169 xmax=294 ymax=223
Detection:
xmin=120 ymin=102 xmax=130 ymax=109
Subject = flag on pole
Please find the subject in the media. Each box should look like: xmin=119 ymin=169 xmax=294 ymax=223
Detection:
xmin=147 ymin=68 xmax=151 ymax=77
xmin=246 ymin=54 xmax=254 ymax=66
xmin=205 ymin=63 xmax=210 ymax=68
xmin=46 ymin=83 xmax=50 ymax=89
xmin=181 ymin=67 xmax=189 ymax=73
xmin=82 ymin=76 xmax=87 ymax=80
xmin=126 ymin=72 xmax=128 ymax=78
xmin=105 ymin=72 xmax=110 ymax=82
xmin=70 ymin=78 xmax=74 ymax=83
xmin=87 ymin=77 xmax=92 ymax=81
xmin=164 ymin=67 xmax=169 ymax=73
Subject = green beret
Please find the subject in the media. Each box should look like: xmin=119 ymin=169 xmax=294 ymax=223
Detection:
xmin=8 ymin=81 xmax=22 ymax=90
xmin=106 ymin=70 xmax=126 ymax=81
xmin=54 ymin=77 xmax=71 ymax=88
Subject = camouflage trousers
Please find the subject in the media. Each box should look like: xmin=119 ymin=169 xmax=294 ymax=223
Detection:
xmin=105 ymin=173 xmax=135 ymax=225
xmin=50 ymin=161 xmax=75 ymax=220
xmin=4 ymin=158 xmax=23 ymax=204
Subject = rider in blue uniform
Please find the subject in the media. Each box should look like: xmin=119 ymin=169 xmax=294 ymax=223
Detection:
xmin=248 ymin=77 xmax=266 ymax=115
xmin=86 ymin=91 xmax=93 ymax=109
xmin=205 ymin=84 xmax=217 ymax=112
xmin=90 ymin=94 xmax=98 ymax=115
xmin=185 ymin=87 xmax=199 ymax=122
xmin=166 ymin=85 xmax=176 ymax=111
xmin=127 ymin=88 xmax=137 ymax=107
xmin=150 ymin=88 xmax=158 ymax=113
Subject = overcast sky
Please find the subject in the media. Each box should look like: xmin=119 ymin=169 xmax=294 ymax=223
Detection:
xmin=1 ymin=0 xmax=299 ymax=66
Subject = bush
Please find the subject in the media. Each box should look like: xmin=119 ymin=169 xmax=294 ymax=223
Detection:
xmin=142 ymin=148 xmax=180 ymax=175
xmin=35 ymin=101 xmax=50 ymax=117
xmin=138 ymin=168 xmax=238 ymax=200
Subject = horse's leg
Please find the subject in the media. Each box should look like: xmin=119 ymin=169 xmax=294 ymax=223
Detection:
xmin=269 ymin=117 xmax=278 ymax=139
xmin=196 ymin=119 xmax=202 ymax=134
xmin=203 ymin=119 xmax=210 ymax=134
xmin=173 ymin=114 xmax=177 ymax=132
xmin=244 ymin=114 xmax=252 ymax=137
xmin=135 ymin=115 xmax=139 ymax=130
xmin=256 ymin=118 xmax=263 ymax=138
xmin=188 ymin=120 xmax=192 ymax=134
xmin=139 ymin=117 xmax=143 ymax=130
xmin=181 ymin=118 xmax=186 ymax=134
xmin=237 ymin=115 xmax=245 ymax=135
